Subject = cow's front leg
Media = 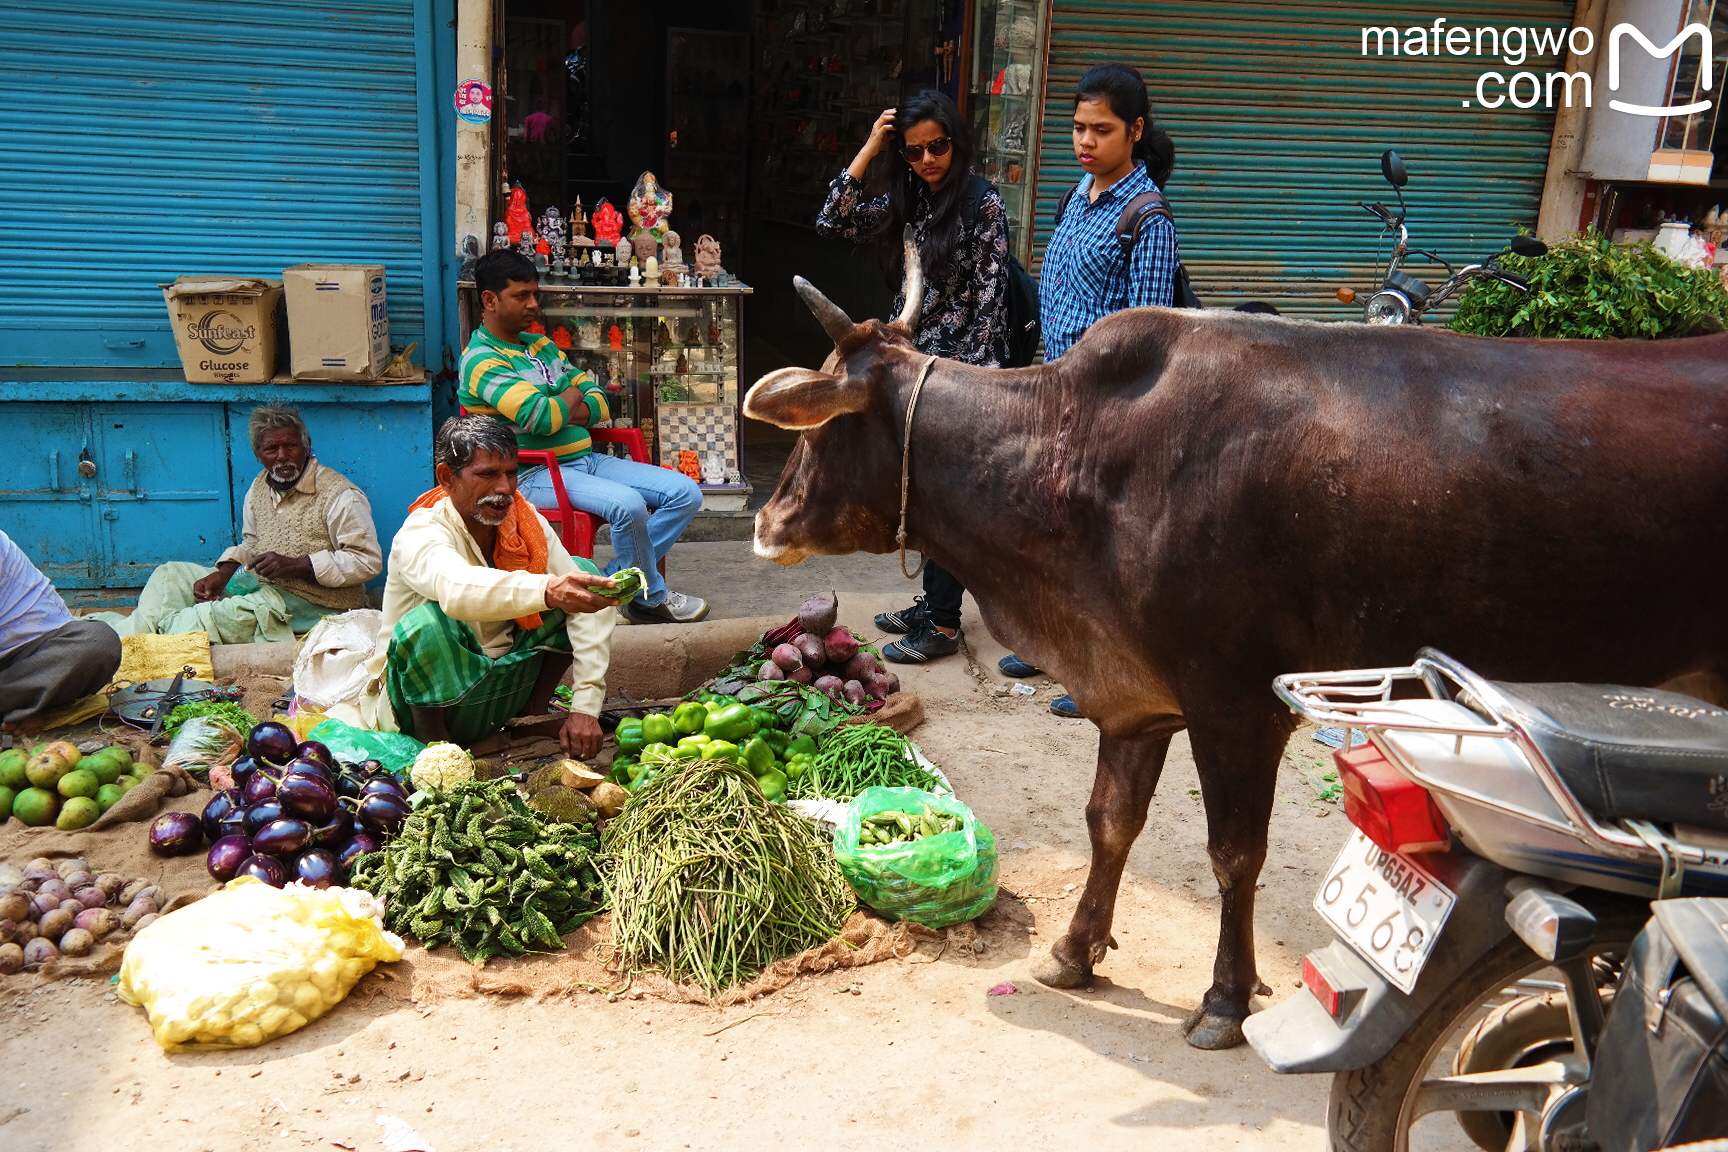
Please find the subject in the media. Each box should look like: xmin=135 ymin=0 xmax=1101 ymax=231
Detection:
xmin=1181 ymin=707 xmax=1290 ymax=1049
xmin=1033 ymin=731 xmax=1172 ymax=988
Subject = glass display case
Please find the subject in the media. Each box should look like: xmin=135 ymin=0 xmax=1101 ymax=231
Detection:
xmin=968 ymin=0 xmax=1047 ymax=261
xmin=457 ymin=283 xmax=755 ymax=507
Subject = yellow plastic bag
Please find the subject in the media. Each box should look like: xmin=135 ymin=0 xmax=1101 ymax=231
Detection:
xmin=117 ymin=877 xmax=404 ymax=1052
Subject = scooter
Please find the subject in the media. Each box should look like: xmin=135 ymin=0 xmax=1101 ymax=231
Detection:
xmin=1242 ymin=648 xmax=1728 ymax=1151
xmin=1339 ymin=150 xmax=1549 ymax=325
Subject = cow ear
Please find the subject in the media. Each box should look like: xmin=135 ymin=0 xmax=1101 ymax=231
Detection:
xmin=743 ymin=367 xmax=868 ymax=430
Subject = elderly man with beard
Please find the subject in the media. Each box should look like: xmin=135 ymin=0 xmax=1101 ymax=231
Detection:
xmin=350 ymin=416 xmax=617 ymax=755
xmin=93 ymin=407 xmax=382 ymax=643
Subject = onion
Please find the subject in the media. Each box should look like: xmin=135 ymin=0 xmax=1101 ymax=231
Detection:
xmin=277 ymin=773 xmax=338 ymax=823
xmin=798 ymin=590 xmax=839 ymax=637
xmin=793 ymin=632 xmax=825 ymax=668
xmin=843 ymin=679 xmax=867 ymax=706
xmin=206 ymin=835 xmax=252 ymax=882
xmin=251 ymin=818 xmax=312 ymax=858
xmin=246 ymin=721 xmax=299 ymax=767
xmin=823 ymin=627 xmax=859 ymax=665
xmin=293 ymin=850 xmax=338 ymax=889
xmin=758 ymin=660 xmax=785 ymax=681
xmin=771 ymin=643 xmax=805 ymax=672
xmin=236 ymin=855 xmax=286 ymax=888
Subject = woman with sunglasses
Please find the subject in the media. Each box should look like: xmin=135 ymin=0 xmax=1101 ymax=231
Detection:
xmin=816 ymin=89 xmax=1010 ymax=666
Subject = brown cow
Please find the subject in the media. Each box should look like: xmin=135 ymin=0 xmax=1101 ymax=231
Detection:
xmin=744 ymin=248 xmax=1728 ymax=1048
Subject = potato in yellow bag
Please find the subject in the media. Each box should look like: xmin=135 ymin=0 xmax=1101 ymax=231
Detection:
xmin=117 ymin=876 xmax=403 ymax=1052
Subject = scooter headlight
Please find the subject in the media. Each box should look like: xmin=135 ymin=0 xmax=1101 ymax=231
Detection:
xmin=1363 ymin=290 xmax=1412 ymax=325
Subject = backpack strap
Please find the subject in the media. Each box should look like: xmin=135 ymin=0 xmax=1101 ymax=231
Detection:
xmin=1114 ymin=189 xmax=1174 ymax=257
xmin=959 ymin=174 xmax=993 ymax=227
xmin=1055 ymin=184 xmax=1077 ymax=226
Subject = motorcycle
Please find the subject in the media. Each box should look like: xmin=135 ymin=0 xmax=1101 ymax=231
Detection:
xmin=1242 ymin=649 xmax=1728 ymax=1151
xmin=1339 ymin=150 xmax=1550 ymax=325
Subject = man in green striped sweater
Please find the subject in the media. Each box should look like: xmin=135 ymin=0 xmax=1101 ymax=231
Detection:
xmin=459 ymin=251 xmax=707 ymax=623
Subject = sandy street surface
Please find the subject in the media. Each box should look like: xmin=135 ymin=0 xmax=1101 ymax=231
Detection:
xmin=1 ymin=586 xmax=1355 ymax=1152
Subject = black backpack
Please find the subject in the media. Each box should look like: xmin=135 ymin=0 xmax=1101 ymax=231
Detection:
xmin=961 ymin=176 xmax=1042 ymax=367
xmin=1055 ymin=183 xmax=1203 ymax=309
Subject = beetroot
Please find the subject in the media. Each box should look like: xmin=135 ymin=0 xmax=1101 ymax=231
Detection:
xmin=22 ymin=937 xmax=56 ymax=968
xmin=30 ymin=892 xmax=60 ymax=919
xmin=881 ymin=671 xmax=901 ymax=695
xmin=824 ymin=627 xmax=859 ymax=664
xmin=758 ymin=660 xmax=785 ymax=681
xmin=793 ymin=632 xmax=825 ymax=668
xmin=73 ymin=907 xmax=117 ymax=937
xmin=812 ymin=674 xmax=845 ymax=699
xmin=798 ymin=591 xmax=839 ymax=638
xmin=787 ymin=666 xmax=813 ymax=685
xmin=843 ymin=650 xmax=878 ymax=682
xmin=74 ymin=887 xmax=106 ymax=910
xmin=865 ymin=671 xmax=896 ymax=700
xmin=0 ymin=943 xmax=21 ymax=975
xmin=843 ymin=679 xmax=867 ymax=706
xmin=770 ymin=643 xmax=805 ymax=672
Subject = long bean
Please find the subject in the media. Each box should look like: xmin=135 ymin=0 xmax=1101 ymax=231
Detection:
xmin=785 ymin=725 xmax=944 ymax=802
xmin=604 ymin=759 xmax=854 ymax=995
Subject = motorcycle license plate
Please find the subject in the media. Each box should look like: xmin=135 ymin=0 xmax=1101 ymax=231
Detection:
xmin=1314 ymin=831 xmax=1456 ymax=994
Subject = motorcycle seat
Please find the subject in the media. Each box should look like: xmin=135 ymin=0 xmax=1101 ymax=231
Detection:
xmin=1489 ymin=680 xmax=1728 ymax=834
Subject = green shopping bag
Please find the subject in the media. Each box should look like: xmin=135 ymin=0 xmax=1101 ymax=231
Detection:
xmin=833 ymin=786 xmax=997 ymax=929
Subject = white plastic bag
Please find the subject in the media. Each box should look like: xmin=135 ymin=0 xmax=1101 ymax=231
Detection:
xmin=117 ymin=877 xmax=403 ymax=1051
xmin=292 ymin=608 xmax=384 ymax=711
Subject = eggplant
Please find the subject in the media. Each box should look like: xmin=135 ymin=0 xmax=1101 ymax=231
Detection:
xmin=236 ymin=854 xmax=286 ymax=888
xmin=331 ymin=770 xmax=362 ymax=800
xmin=230 ymin=755 xmax=262 ymax=785
xmin=243 ymin=799 xmax=284 ymax=835
xmin=308 ymin=807 xmax=354 ymax=848
xmin=336 ymin=834 xmax=380 ymax=871
xmin=356 ymin=792 xmax=409 ymax=837
xmin=241 ymin=768 xmax=279 ymax=805
xmin=292 ymin=850 xmax=338 ymax=889
xmin=277 ymin=773 xmax=337 ymax=823
xmin=358 ymin=777 xmax=408 ymax=802
xmin=147 ymin=812 xmax=204 ymax=856
xmin=295 ymin=740 xmax=334 ymax=769
xmin=283 ymin=757 xmax=331 ymax=783
xmin=252 ymin=818 xmax=312 ymax=858
xmin=212 ymin=809 xmax=247 ymax=841
xmin=357 ymin=759 xmax=383 ymax=776
xmin=201 ymin=788 xmax=244 ymax=842
xmin=246 ymin=721 xmax=299 ymax=767
xmin=206 ymin=834 xmax=252 ymax=882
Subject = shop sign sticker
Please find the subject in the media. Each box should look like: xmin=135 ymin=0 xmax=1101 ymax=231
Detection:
xmin=455 ymin=79 xmax=493 ymax=125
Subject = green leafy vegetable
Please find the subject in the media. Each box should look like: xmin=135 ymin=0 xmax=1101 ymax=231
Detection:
xmin=161 ymin=699 xmax=256 ymax=741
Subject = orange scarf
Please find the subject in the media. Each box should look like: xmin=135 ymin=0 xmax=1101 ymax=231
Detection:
xmin=408 ymin=487 xmax=550 ymax=629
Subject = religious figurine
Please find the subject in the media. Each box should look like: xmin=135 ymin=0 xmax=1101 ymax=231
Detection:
xmin=644 ymin=255 xmax=660 ymax=286
xmin=459 ymin=234 xmax=482 ymax=281
xmin=569 ymin=198 xmax=587 ymax=239
xmin=675 ymin=350 xmax=689 ymax=374
xmin=684 ymin=324 xmax=702 ymax=348
xmin=693 ymin=234 xmax=722 ymax=277
xmin=537 ymin=206 xmax=563 ymax=247
xmin=628 ymin=259 xmax=640 ymax=286
xmin=662 ymin=230 xmax=683 ymax=268
xmin=517 ymin=231 xmax=536 ymax=258
xmin=577 ymin=317 xmax=600 ymax=349
xmin=657 ymin=320 xmax=673 ymax=349
xmin=505 ymin=185 xmax=534 ymax=245
xmin=491 ymin=221 xmax=511 ymax=251
xmin=551 ymin=324 xmax=573 ymax=350
xmin=707 ymin=319 xmax=723 ymax=347
xmin=627 ymin=171 xmax=673 ymax=245
xmin=525 ymin=320 xmax=546 ymax=336
xmin=608 ymin=323 xmax=623 ymax=351
xmin=592 ymin=198 xmax=624 ymax=245
xmin=613 ymin=237 xmax=631 ymax=267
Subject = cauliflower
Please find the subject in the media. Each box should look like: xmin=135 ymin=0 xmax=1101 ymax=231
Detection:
xmin=409 ymin=742 xmax=474 ymax=792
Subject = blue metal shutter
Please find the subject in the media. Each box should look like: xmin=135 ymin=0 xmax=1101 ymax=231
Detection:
xmin=0 ymin=0 xmax=446 ymax=368
xmin=1032 ymin=1 xmax=1575 ymax=317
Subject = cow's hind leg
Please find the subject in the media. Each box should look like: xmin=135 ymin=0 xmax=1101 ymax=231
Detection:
xmin=1033 ymin=730 xmax=1174 ymax=988
xmin=1181 ymin=706 xmax=1291 ymax=1049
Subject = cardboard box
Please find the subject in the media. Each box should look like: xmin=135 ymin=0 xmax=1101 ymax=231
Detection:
xmin=283 ymin=264 xmax=390 ymax=380
xmin=161 ymin=277 xmax=284 ymax=384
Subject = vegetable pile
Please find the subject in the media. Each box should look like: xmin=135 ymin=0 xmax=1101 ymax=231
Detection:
xmin=785 ymin=724 xmax=945 ymax=802
xmin=160 ymin=698 xmax=255 ymax=741
xmin=855 ymin=803 xmax=965 ymax=846
xmin=706 ymin=592 xmax=903 ymax=710
xmin=606 ymin=759 xmax=854 ymax=995
xmin=156 ymin=721 xmax=409 ymax=892
xmin=347 ymin=777 xmax=606 ymax=964
xmin=0 ymin=741 xmax=151 ymax=829
xmin=611 ymin=696 xmax=822 ymax=801
xmin=0 ymin=858 xmax=169 ymax=974
xmin=408 ymin=742 xmax=474 ymax=792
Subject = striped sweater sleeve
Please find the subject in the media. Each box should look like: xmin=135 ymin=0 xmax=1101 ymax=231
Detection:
xmin=462 ymin=351 xmax=577 ymax=435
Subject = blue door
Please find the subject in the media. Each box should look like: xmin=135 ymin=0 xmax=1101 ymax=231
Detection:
xmin=93 ymin=404 xmax=233 ymax=584
xmin=0 ymin=405 xmax=97 ymax=583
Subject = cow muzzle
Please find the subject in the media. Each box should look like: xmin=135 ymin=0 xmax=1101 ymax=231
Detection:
xmin=753 ymin=508 xmax=809 ymax=566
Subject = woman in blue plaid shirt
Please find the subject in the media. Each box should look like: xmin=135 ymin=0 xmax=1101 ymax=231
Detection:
xmin=1002 ymin=64 xmax=1182 ymax=715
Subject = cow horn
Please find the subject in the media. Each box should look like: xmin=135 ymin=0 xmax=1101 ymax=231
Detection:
xmin=895 ymin=227 xmax=923 ymax=331
xmin=794 ymin=276 xmax=855 ymax=344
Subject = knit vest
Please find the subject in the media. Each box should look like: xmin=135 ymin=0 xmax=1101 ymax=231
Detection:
xmin=244 ymin=464 xmax=368 ymax=611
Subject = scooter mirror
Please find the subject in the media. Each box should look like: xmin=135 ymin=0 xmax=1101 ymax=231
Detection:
xmin=1509 ymin=235 xmax=1548 ymax=258
xmin=1381 ymin=150 xmax=1408 ymax=188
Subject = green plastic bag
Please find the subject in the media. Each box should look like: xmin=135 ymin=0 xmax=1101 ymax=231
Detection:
xmin=834 ymin=786 xmax=997 ymax=929
xmin=307 ymin=718 xmax=424 ymax=779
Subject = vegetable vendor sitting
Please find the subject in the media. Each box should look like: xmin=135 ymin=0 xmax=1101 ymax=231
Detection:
xmin=351 ymin=415 xmax=618 ymax=758
xmin=459 ymin=249 xmax=709 ymax=625
xmin=1 ymin=528 xmax=122 ymax=738
xmin=90 ymin=406 xmax=383 ymax=643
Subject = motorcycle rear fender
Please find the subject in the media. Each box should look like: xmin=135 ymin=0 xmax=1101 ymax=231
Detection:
xmin=1243 ymin=847 xmax=1509 ymax=1074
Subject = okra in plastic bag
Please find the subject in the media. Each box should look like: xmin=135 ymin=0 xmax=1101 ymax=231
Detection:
xmin=833 ymin=786 xmax=997 ymax=929
xmin=117 ymin=876 xmax=403 ymax=1052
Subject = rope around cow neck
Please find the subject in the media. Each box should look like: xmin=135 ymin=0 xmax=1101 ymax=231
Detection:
xmin=897 ymin=354 xmax=939 ymax=580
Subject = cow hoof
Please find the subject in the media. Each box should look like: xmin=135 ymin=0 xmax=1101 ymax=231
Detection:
xmin=1032 ymin=947 xmax=1091 ymax=989
xmin=1182 ymin=1004 xmax=1247 ymax=1050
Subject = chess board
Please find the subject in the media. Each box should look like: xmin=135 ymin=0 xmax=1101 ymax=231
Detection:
xmin=656 ymin=402 xmax=738 ymax=473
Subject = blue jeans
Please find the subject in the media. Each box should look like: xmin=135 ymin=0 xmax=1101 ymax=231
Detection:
xmin=517 ymin=452 xmax=703 ymax=605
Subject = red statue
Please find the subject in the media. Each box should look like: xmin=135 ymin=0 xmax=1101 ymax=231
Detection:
xmin=505 ymin=186 xmax=534 ymax=245
xmin=593 ymin=199 xmax=624 ymax=246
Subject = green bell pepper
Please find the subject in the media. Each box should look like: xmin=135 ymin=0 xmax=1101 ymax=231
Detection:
xmin=786 ymin=734 xmax=818 ymax=759
xmin=759 ymin=729 xmax=790 ymax=755
xmin=705 ymin=740 xmax=741 ymax=763
xmin=748 ymin=705 xmax=782 ymax=732
xmin=614 ymin=719 xmax=646 ymax=754
xmin=704 ymin=702 xmax=757 ymax=742
xmin=677 ymin=734 xmax=713 ymax=750
xmin=670 ymin=744 xmax=705 ymax=761
xmin=756 ymin=767 xmax=788 ymax=802
xmin=783 ymin=752 xmax=813 ymax=780
xmin=672 ymin=701 xmax=709 ymax=736
xmin=641 ymin=712 xmax=677 ymax=746
xmin=742 ymin=735 xmax=776 ymax=775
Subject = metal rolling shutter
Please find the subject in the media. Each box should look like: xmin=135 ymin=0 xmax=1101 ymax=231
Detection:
xmin=1032 ymin=1 xmax=1575 ymax=317
xmin=0 ymin=0 xmax=446 ymax=368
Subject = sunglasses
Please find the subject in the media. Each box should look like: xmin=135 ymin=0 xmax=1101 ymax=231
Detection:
xmin=899 ymin=137 xmax=953 ymax=162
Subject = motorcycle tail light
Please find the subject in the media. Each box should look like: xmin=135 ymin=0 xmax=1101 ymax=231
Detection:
xmin=1302 ymin=949 xmax=1369 ymax=1021
xmin=1333 ymin=742 xmax=1450 ymax=855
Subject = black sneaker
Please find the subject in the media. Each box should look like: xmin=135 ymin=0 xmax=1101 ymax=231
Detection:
xmin=874 ymin=596 xmax=929 ymax=635
xmin=882 ymin=620 xmax=961 ymax=664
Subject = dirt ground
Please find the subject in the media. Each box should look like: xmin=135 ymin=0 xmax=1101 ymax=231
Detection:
xmin=0 ymin=589 xmax=1353 ymax=1152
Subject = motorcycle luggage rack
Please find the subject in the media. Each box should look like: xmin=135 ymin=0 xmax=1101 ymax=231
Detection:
xmin=1274 ymin=648 xmax=1712 ymax=882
